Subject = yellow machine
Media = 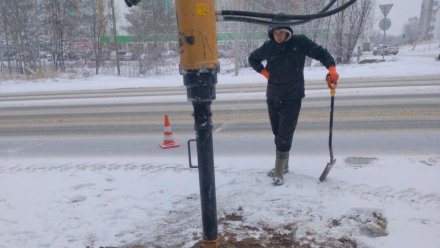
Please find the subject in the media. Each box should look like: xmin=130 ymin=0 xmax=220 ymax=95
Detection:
xmin=176 ymin=2 xmax=219 ymax=247
xmin=175 ymin=0 xmax=219 ymax=73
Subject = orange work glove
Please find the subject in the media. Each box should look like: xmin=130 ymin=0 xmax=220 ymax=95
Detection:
xmin=327 ymin=66 xmax=339 ymax=89
xmin=261 ymin=68 xmax=270 ymax=79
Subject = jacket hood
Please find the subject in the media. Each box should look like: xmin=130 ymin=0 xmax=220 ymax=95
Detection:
xmin=268 ymin=25 xmax=293 ymax=42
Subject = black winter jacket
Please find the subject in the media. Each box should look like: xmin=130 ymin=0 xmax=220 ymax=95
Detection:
xmin=248 ymin=35 xmax=335 ymax=100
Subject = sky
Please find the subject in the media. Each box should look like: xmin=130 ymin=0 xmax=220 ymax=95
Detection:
xmin=374 ymin=0 xmax=424 ymax=36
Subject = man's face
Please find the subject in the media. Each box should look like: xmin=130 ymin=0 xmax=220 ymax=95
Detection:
xmin=273 ymin=30 xmax=287 ymax=43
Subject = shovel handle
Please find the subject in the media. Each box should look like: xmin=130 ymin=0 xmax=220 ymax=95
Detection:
xmin=326 ymin=75 xmax=336 ymax=97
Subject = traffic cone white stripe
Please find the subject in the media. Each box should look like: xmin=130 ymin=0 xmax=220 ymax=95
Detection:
xmin=160 ymin=114 xmax=179 ymax=149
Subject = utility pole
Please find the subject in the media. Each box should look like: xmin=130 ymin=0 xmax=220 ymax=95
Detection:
xmin=234 ymin=23 xmax=240 ymax=76
xmin=111 ymin=0 xmax=120 ymax=76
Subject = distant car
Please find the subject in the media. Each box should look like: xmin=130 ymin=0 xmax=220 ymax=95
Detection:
xmin=110 ymin=50 xmax=133 ymax=61
xmin=65 ymin=52 xmax=80 ymax=61
xmin=39 ymin=51 xmax=49 ymax=59
xmin=373 ymin=45 xmax=399 ymax=56
xmin=1 ymin=51 xmax=16 ymax=60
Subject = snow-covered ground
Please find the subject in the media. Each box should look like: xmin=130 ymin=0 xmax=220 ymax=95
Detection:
xmin=1 ymin=154 xmax=439 ymax=248
xmin=0 ymin=42 xmax=440 ymax=248
xmin=1 ymin=42 xmax=439 ymax=94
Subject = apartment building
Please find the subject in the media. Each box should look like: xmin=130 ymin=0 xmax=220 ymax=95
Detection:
xmin=419 ymin=0 xmax=440 ymax=39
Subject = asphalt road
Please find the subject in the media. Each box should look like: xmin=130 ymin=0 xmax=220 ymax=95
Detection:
xmin=0 ymin=75 xmax=439 ymax=157
xmin=1 ymin=75 xmax=439 ymax=135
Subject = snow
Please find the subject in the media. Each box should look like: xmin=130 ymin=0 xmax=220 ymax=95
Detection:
xmin=0 ymin=42 xmax=440 ymax=248
xmin=1 ymin=43 xmax=439 ymax=94
xmin=1 ymin=155 xmax=439 ymax=247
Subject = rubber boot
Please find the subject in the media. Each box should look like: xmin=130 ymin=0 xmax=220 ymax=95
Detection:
xmin=267 ymin=153 xmax=289 ymax=177
xmin=273 ymin=151 xmax=289 ymax=186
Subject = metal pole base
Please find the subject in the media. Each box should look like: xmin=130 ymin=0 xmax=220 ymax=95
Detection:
xmin=204 ymin=239 xmax=219 ymax=248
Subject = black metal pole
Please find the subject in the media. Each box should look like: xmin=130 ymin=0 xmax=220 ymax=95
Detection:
xmin=193 ymin=101 xmax=218 ymax=240
xmin=184 ymin=71 xmax=218 ymax=245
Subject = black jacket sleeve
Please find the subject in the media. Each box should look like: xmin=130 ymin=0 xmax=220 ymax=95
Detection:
xmin=248 ymin=42 xmax=269 ymax=73
xmin=299 ymin=35 xmax=336 ymax=68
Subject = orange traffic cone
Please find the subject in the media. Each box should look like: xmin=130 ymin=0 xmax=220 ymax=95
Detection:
xmin=160 ymin=114 xmax=180 ymax=149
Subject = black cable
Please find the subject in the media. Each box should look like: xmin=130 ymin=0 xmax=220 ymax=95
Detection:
xmin=218 ymin=0 xmax=338 ymax=26
xmin=219 ymin=0 xmax=356 ymax=22
xmin=124 ymin=0 xmax=141 ymax=7
xmin=219 ymin=16 xmax=325 ymax=26
xmin=219 ymin=16 xmax=287 ymax=26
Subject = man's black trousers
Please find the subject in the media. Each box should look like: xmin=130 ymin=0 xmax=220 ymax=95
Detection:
xmin=266 ymin=98 xmax=302 ymax=152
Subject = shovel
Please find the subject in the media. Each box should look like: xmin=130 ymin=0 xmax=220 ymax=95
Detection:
xmin=319 ymin=76 xmax=336 ymax=182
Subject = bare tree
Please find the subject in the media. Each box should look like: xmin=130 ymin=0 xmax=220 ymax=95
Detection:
xmin=1 ymin=0 xmax=13 ymax=74
xmin=300 ymin=0 xmax=328 ymax=66
xmin=110 ymin=0 xmax=121 ymax=75
xmin=45 ymin=0 xmax=64 ymax=71
xmin=125 ymin=7 xmax=149 ymax=74
xmin=258 ymin=0 xmax=301 ymax=12
xmin=124 ymin=0 xmax=176 ymax=75
xmin=90 ymin=0 xmax=108 ymax=74
xmin=44 ymin=0 xmax=79 ymax=72
xmin=219 ymin=0 xmax=266 ymax=72
xmin=228 ymin=0 xmax=372 ymax=65
xmin=7 ymin=0 xmax=29 ymax=74
xmin=402 ymin=17 xmax=420 ymax=48
xmin=332 ymin=0 xmax=372 ymax=64
xmin=1 ymin=0 xmax=45 ymax=76
xmin=218 ymin=0 xmax=303 ymax=72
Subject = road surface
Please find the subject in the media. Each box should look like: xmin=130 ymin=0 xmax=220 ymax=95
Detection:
xmin=0 ymin=75 xmax=439 ymax=157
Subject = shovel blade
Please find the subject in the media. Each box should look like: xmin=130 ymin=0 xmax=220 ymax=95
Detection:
xmin=319 ymin=159 xmax=336 ymax=182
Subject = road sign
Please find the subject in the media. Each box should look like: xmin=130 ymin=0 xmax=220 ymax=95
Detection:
xmin=379 ymin=4 xmax=393 ymax=17
xmin=379 ymin=18 xmax=392 ymax=31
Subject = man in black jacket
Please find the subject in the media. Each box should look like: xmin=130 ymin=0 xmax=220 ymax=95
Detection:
xmin=248 ymin=24 xmax=339 ymax=186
